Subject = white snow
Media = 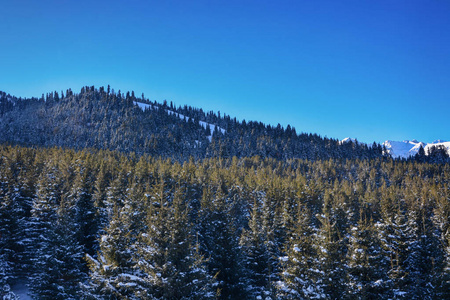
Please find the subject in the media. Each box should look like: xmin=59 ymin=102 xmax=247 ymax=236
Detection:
xmin=339 ymin=137 xmax=357 ymax=144
xmin=383 ymin=140 xmax=450 ymax=159
xmin=134 ymin=101 xmax=154 ymax=111
xmin=199 ymin=120 xmax=226 ymax=135
xmin=118 ymin=273 xmax=142 ymax=281
xmin=134 ymin=101 xmax=226 ymax=140
xmin=12 ymin=281 xmax=32 ymax=300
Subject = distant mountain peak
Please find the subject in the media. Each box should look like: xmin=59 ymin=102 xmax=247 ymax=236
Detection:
xmin=383 ymin=139 xmax=450 ymax=158
xmin=433 ymin=139 xmax=447 ymax=144
xmin=339 ymin=137 xmax=357 ymax=144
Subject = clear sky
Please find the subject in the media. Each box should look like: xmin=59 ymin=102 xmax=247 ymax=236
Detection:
xmin=1 ymin=0 xmax=449 ymax=144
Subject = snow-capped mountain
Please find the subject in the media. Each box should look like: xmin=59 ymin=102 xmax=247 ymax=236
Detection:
xmin=339 ymin=137 xmax=357 ymax=144
xmin=383 ymin=140 xmax=450 ymax=159
xmin=339 ymin=137 xmax=450 ymax=159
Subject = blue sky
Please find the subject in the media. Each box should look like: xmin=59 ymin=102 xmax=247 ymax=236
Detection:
xmin=1 ymin=0 xmax=449 ymax=144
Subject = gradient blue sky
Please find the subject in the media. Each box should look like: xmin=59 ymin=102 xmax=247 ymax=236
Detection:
xmin=1 ymin=0 xmax=449 ymax=144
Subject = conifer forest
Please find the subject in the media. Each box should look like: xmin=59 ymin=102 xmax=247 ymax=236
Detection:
xmin=0 ymin=87 xmax=449 ymax=299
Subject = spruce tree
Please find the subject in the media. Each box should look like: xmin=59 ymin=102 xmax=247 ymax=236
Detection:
xmin=377 ymin=199 xmax=410 ymax=299
xmin=29 ymin=170 xmax=85 ymax=299
xmin=346 ymin=209 xmax=389 ymax=299
xmin=85 ymin=202 xmax=139 ymax=299
xmin=277 ymin=206 xmax=324 ymax=299
xmin=404 ymin=199 xmax=445 ymax=299
xmin=311 ymin=191 xmax=347 ymax=299
xmin=0 ymin=150 xmax=34 ymax=280
xmin=439 ymin=229 xmax=450 ymax=299
xmin=64 ymin=159 xmax=98 ymax=257
xmin=240 ymin=191 xmax=274 ymax=299
xmin=134 ymin=182 xmax=216 ymax=299
xmin=197 ymin=186 xmax=246 ymax=299
xmin=0 ymin=245 xmax=12 ymax=287
xmin=432 ymin=183 xmax=450 ymax=299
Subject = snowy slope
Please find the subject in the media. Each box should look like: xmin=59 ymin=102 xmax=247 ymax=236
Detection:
xmin=339 ymin=137 xmax=357 ymax=144
xmin=134 ymin=101 xmax=226 ymax=141
xmin=134 ymin=101 xmax=155 ymax=111
xmin=339 ymin=137 xmax=450 ymax=159
xmin=12 ymin=281 xmax=32 ymax=300
xmin=383 ymin=140 xmax=450 ymax=159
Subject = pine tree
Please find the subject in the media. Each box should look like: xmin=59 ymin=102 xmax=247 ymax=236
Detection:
xmin=240 ymin=191 xmax=274 ymax=299
xmin=30 ymin=215 xmax=86 ymax=299
xmin=414 ymin=145 xmax=426 ymax=162
xmin=134 ymin=184 xmax=216 ymax=299
xmin=403 ymin=191 xmax=445 ymax=300
xmin=0 ymin=245 xmax=12 ymax=287
xmin=85 ymin=201 xmax=139 ymax=299
xmin=29 ymin=170 xmax=85 ymax=299
xmin=92 ymin=160 xmax=112 ymax=234
xmin=64 ymin=159 xmax=98 ymax=257
xmin=277 ymin=206 xmax=324 ymax=299
xmin=432 ymin=183 xmax=450 ymax=298
xmin=377 ymin=199 xmax=410 ymax=299
xmin=0 ymin=149 xmax=34 ymax=280
xmin=311 ymin=191 xmax=347 ymax=299
xmin=346 ymin=209 xmax=389 ymax=299
xmin=197 ymin=186 xmax=246 ymax=299
xmin=439 ymin=229 xmax=450 ymax=299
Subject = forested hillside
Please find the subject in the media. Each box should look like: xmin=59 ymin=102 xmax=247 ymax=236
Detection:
xmin=0 ymin=87 xmax=386 ymax=162
xmin=0 ymin=86 xmax=449 ymax=299
xmin=1 ymin=146 xmax=449 ymax=299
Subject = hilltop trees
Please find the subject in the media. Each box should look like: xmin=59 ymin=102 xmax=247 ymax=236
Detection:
xmin=0 ymin=87 xmax=387 ymax=163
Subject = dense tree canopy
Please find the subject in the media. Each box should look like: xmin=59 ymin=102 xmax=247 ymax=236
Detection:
xmin=0 ymin=145 xmax=449 ymax=299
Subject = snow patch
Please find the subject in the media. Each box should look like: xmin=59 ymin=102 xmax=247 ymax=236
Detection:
xmin=134 ymin=101 xmax=154 ymax=111
xmin=12 ymin=281 xmax=32 ymax=300
xmin=134 ymin=101 xmax=226 ymax=139
xmin=339 ymin=137 xmax=357 ymax=144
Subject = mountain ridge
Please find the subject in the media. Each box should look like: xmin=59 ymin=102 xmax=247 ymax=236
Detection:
xmin=383 ymin=139 xmax=450 ymax=159
xmin=0 ymin=86 xmax=385 ymax=161
xmin=2 ymin=87 xmax=448 ymax=163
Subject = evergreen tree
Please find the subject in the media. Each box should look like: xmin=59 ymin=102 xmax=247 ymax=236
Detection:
xmin=85 ymin=202 xmax=139 ymax=299
xmin=402 ymin=189 xmax=446 ymax=300
xmin=346 ymin=209 xmax=389 ymax=299
xmin=277 ymin=206 xmax=324 ymax=299
xmin=0 ymin=150 xmax=34 ymax=280
xmin=64 ymin=159 xmax=98 ymax=257
xmin=240 ymin=191 xmax=274 ymax=299
xmin=432 ymin=183 xmax=450 ymax=299
xmin=92 ymin=160 xmax=112 ymax=235
xmin=197 ymin=186 xmax=246 ymax=299
xmin=134 ymin=185 xmax=216 ymax=299
xmin=0 ymin=243 xmax=12 ymax=287
xmin=29 ymin=170 xmax=85 ymax=299
xmin=414 ymin=145 xmax=426 ymax=162
xmin=377 ymin=199 xmax=410 ymax=299
xmin=439 ymin=229 xmax=450 ymax=299
xmin=311 ymin=191 xmax=347 ymax=299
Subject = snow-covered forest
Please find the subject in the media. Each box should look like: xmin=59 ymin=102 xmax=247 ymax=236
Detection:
xmin=0 ymin=87 xmax=449 ymax=299
xmin=0 ymin=87 xmax=390 ymax=163
xmin=1 ymin=145 xmax=449 ymax=299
